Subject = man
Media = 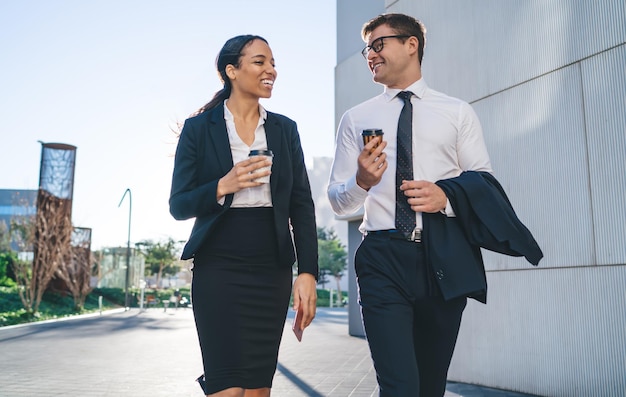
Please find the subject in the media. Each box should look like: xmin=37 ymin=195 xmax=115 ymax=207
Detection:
xmin=328 ymin=13 xmax=541 ymax=397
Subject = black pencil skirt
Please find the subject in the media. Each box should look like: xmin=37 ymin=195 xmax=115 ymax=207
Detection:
xmin=191 ymin=207 xmax=292 ymax=394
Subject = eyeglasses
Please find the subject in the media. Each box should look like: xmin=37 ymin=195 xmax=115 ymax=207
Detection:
xmin=361 ymin=35 xmax=410 ymax=58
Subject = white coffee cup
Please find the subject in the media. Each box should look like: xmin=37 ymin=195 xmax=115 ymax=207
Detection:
xmin=248 ymin=149 xmax=273 ymax=183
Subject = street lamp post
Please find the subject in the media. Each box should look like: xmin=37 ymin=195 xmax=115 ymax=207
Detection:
xmin=139 ymin=279 xmax=146 ymax=311
xmin=118 ymin=188 xmax=132 ymax=310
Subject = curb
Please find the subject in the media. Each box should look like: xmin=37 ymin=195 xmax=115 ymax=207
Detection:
xmin=0 ymin=307 xmax=127 ymax=331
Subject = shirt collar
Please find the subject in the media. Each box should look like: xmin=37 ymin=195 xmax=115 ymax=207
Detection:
xmin=382 ymin=78 xmax=428 ymax=102
xmin=223 ymin=100 xmax=268 ymax=122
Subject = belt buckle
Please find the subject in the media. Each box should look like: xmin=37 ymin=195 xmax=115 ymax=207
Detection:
xmin=407 ymin=228 xmax=421 ymax=242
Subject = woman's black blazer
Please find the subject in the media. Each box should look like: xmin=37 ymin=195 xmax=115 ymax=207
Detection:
xmin=169 ymin=103 xmax=318 ymax=278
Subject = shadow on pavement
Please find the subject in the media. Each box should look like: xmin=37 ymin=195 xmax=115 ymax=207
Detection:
xmin=276 ymin=362 xmax=325 ymax=397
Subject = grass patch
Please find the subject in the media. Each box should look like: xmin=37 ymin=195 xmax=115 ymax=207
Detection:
xmin=0 ymin=286 xmax=194 ymax=327
xmin=0 ymin=286 xmax=120 ymax=327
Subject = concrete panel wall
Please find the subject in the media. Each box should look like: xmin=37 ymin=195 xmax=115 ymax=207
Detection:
xmin=337 ymin=0 xmax=385 ymax=64
xmin=451 ymin=266 xmax=626 ymax=396
xmin=391 ymin=0 xmax=626 ymax=102
xmin=476 ymin=64 xmax=595 ymax=270
xmin=582 ymin=44 xmax=626 ymax=264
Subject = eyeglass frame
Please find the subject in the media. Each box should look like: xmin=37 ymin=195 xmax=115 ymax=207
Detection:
xmin=361 ymin=35 xmax=411 ymax=59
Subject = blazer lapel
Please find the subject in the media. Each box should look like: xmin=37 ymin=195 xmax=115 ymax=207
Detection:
xmin=265 ymin=113 xmax=283 ymax=196
xmin=207 ymin=104 xmax=233 ymax=175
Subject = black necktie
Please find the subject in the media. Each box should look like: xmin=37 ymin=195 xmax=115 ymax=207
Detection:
xmin=395 ymin=91 xmax=415 ymax=234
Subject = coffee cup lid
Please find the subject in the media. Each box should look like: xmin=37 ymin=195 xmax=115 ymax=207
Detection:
xmin=249 ymin=149 xmax=273 ymax=156
xmin=362 ymin=129 xmax=383 ymax=136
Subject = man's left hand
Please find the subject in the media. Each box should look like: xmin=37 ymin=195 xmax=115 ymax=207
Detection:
xmin=400 ymin=180 xmax=447 ymax=213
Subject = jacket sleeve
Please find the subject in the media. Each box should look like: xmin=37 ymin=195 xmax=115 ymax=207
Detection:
xmin=287 ymin=121 xmax=319 ymax=279
xmin=169 ymin=117 xmax=229 ymax=221
xmin=437 ymin=171 xmax=543 ymax=266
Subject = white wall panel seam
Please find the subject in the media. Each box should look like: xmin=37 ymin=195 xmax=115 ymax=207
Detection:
xmin=469 ymin=43 xmax=626 ymax=105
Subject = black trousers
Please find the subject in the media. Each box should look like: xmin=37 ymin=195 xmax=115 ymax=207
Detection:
xmin=355 ymin=233 xmax=467 ymax=397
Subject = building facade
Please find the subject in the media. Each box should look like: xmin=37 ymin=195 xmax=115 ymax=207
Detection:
xmin=0 ymin=189 xmax=38 ymax=252
xmin=335 ymin=1 xmax=626 ymax=396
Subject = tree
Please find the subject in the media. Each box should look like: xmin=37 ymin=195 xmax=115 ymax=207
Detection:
xmin=135 ymin=238 xmax=183 ymax=289
xmin=317 ymin=269 xmax=331 ymax=289
xmin=9 ymin=211 xmax=37 ymax=313
xmin=54 ymin=228 xmax=93 ymax=311
xmin=0 ymin=221 xmax=16 ymax=286
xmin=0 ymin=251 xmax=17 ymax=287
xmin=8 ymin=190 xmax=74 ymax=315
xmin=0 ymin=221 xmax=11 ymax=251
xmin=30 ymin=190 xmax=74 ymax=315
xmin=317 ymin=227 xmax=348 ymax=306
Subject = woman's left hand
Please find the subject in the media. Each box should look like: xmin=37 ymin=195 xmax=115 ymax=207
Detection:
xmin=292 ymin=273 xmax=317 ymax=330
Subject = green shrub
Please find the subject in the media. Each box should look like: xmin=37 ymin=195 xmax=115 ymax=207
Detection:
xmin=92 ymin=287 xmax=127 ymax=306
xmin=0 ymin=286 xmax=24 ymax=312
xmin=0 ymin=287 xmax=120 ymax=327
xmin=288 ymin=289 xmax=348 ymax=308
xmin=0 ymin=251 xmax=17 ymax=287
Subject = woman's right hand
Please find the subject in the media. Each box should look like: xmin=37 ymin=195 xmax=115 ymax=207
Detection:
xmin=216 ymin=156 xmax=272 ymax=200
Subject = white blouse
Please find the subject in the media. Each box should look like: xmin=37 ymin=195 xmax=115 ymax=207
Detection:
xmin=223 ymin=100 xmax=273 ymax=208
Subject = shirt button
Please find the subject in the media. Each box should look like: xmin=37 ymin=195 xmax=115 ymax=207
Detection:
xmin=436 ymin=269 xmax=445 ymax=280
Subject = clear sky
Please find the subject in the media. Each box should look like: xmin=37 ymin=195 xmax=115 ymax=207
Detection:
xmin=0 ymin=1 xmax=337 ymax=250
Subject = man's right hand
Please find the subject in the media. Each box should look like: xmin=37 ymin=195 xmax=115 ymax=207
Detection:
xmin=356 ymin=137 xmax=388 ymax=191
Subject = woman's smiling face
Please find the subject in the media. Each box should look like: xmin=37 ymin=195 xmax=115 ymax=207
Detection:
xmin=227 ymin=39 xmax=277 ymax=100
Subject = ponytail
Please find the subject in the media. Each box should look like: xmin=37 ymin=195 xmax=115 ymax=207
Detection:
xmin=193 ymin=87 xmax=230 ymax=117
xmin=192 ymin=34 xmax=268 ymax=117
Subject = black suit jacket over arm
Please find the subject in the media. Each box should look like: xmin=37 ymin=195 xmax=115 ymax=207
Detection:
xmin=423 ymin=171 xmax=543 ymax=303
xmin=169 ymin=103 xmax=319 ymax=278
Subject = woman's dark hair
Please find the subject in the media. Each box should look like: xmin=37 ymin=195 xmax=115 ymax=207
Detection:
xmin=362 ymin=13 xmax=426 ymax=65
xmin=193 ymin=34 xmax=268 ymax=116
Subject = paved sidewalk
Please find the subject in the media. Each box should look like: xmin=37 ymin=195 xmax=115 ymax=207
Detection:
xmin=0 ymin=307 xmax=538 ymax=396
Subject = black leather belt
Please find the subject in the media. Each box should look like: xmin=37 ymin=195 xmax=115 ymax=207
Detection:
xmin=366 ymin=229 xmax=422 ymax=243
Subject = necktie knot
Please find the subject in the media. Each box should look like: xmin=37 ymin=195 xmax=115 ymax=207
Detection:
xmin=398 ymin=91 xmax=413 ymax=103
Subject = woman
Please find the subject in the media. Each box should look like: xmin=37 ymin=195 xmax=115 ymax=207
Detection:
xmin=169 ymin=35 xmax=318 ymax=397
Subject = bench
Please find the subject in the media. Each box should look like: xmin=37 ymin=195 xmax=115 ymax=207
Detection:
xmin=138 ymin=294 xmax=160 ymax=308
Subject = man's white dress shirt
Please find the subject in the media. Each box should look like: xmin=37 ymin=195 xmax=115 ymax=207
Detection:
xmin=327 ymin=78 xmax=492 ymax=233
